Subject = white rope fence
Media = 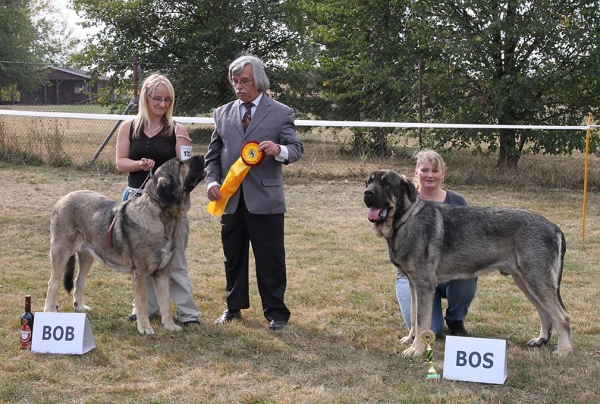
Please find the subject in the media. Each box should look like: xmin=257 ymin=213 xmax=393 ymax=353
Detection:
xmin=0 ymin=109 xmax=597 ymax=130
xmin=0 ymin=109 xmax=596 ymax=238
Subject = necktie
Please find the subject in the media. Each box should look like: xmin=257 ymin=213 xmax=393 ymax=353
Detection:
xmin=242 ymin=102 xmax=253 ymax=132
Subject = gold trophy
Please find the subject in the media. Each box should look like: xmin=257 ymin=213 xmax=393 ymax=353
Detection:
xmin=420 ymin=330 xmax=440 ymax=380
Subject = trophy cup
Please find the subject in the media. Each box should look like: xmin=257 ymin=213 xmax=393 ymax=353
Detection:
xmin=420 ymin=330 xmax=440 ymax=380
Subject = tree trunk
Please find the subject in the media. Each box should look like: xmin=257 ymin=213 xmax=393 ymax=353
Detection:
xmin=497 ymin=129 xmax=520 ymax=168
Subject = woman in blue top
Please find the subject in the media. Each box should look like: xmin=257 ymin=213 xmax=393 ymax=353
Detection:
xmin=115 ymin=73 xmax=200 ymax=327
xmin=395 ymin=148 xmax=477 ymax=337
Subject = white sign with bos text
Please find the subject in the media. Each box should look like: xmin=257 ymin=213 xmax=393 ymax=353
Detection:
xmin=443 ymin=336 xmax=507 ymax=385
xmin=31 ymin=312 xmax=95 ymax=355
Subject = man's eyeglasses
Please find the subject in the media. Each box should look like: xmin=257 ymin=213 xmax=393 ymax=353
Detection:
xmin=148 ymin=95 xmax=172 ymax=104
xmin=230 ymin=79 xmax=254 ymax=87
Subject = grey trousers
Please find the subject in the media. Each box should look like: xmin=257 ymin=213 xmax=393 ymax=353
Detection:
xmin=148 ymin=216 xmax=200 ymax=322
xmin=124 ymin=188 xmax=200 ymax=323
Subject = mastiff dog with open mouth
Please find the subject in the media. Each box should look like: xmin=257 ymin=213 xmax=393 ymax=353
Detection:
xmin=44 ymin=155 xmax=205 ymax=335
xmin=363 ymin=169 xmax=572 ymax=358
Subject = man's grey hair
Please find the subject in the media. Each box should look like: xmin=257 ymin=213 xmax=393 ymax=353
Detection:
xmin=229 ymin=54 xmax=270 ymax=92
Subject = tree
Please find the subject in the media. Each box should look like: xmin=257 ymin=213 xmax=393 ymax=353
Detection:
xmin=403 ymin=0 xmax=600 ymax=167
xmin=296 ymin=0 xmax=600 ymax=166
xmin=32 ymin=1 xmax=80 ymax=66
xmin=0 ymin=0 xmax=44 ymax=93
xmin=0 ymin=0 xmax=80 ymax=101
xmin=291 ymin=0 xmax=418 ymax=155
xmin=71 ymin=0 xmax=304 ymax=115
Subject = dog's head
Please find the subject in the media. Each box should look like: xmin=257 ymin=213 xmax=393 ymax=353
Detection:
xmin=147 ymin=155 xmax=206 ymax=209
xmin=363 ymin=169 xmax=417 ymax=238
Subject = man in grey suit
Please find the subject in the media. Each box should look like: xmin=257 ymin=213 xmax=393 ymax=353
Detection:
xmin=205 ymin=54 xmax=303 ymax=331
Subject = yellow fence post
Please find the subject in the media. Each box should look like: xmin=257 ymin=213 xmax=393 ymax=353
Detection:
xmin=582 ymin=113 xmax=593 ymax=239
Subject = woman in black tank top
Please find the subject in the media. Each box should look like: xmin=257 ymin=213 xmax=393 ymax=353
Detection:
xmin=115 ymin=73 xmax=200 ymax=327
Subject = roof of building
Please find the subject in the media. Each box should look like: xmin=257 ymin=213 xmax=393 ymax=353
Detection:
xmin=48 ymin=66 xmax=109 ymax=81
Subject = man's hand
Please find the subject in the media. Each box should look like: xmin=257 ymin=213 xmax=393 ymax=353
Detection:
xmin=259 ymin=140 xmax=281 ymax=156
xmin=207 ymin=184 xmax=222 ymax=201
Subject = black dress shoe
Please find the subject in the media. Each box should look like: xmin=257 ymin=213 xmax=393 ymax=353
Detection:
xmin=268 ymin=320 xmax=287 ymax=331
xmin=214 ymin=309 xmax=241 ymax=325
xmin=446 ymin=320 xmax=469 ymax=337
xmin=181 ymin=320 xmax=200 ymax=327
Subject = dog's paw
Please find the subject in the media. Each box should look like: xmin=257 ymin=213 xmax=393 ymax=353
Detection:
xmin=44 ymin=303 xmax=59 ymax=312
xmin=553 ymin=345 xmax=573 ymax=358
xmin=73 ymin=302 xmax=91 ymax=312
xmin=402 ymin=343 xmax=425 ymax=358
xmin=137 ymin=325 xmax=155 ymax=335
xmin=526 ymin=337 xmax=549 ymax=348
xmin=164 ymin=323 xmax=183 ymax=332
xmin=552 ymin=340 xmax=573 ymax=359
xmin=399 ymin=335 xmax=414 ymax=345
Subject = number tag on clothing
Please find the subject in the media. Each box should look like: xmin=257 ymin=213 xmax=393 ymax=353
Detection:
xmin=181 ymin=145 xmax=192 ymax=161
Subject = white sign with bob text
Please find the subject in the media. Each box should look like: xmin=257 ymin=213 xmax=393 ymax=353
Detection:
xmin=31 ymin=312 xmax=95 ymax=355
xmin=443 ymin=335 xmax=507 ymax=385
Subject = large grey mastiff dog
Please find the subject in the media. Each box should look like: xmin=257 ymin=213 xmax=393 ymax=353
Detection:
xmin=44 ymin=155 xmax=205 ymax=335
xmin=363 ymin=169 xmax=572 ymax=358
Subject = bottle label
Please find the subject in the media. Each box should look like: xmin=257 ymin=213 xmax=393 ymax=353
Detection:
xmin=20 ymin=320 xmax=32 ymax=349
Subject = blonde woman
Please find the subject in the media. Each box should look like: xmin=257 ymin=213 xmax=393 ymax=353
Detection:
xmin=116 ymin=73 xmax=200 ymax=327
xmin=395 ymin=149 xmax=477 ymax=337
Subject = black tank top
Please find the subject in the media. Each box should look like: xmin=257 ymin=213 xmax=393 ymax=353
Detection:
xmin=127 ymin=123 xmax=176 ymax=188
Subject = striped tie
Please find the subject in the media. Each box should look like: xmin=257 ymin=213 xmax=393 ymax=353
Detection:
xmin=242 ymin=102 xmax=254 ymax=132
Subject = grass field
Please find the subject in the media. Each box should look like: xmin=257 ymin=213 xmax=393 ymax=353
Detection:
xmin=1 ymin=116 xmax=600 ymax=403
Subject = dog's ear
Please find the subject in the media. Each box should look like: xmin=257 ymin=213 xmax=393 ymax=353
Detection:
xmin=183 ymin=155 xmax=206 ymax=193
xmin=400 ymin=175 xmax=417 ymax=202
xmin=156 ymin=175 xmax=180 ymax=206
xmin=364 ymin=172 xmax=374 ymax=188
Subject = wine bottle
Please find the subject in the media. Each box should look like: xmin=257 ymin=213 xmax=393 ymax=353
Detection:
xmin=20 ymin=295 xmax=34 ymax=349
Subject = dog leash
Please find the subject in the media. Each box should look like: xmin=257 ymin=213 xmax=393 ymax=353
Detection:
xmin=131 ymin=168 xmax=153 ymax=198
xmin=107 ymin=213 xmax=118 ymax=248
xmin=108 ymin=169 xmax=154 ymax=247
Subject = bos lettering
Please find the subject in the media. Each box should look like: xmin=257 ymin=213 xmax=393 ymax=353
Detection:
xmin=456 ymin=351 xmax=494 ymax=369
xmin=42 ymin=325 xmax=75 ymax=341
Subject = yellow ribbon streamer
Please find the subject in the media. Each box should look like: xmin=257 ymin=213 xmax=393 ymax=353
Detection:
xmin=206 ymin=157 xmax=251 ymax=216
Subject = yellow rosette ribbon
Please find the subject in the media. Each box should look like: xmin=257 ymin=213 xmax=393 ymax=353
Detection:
xmin=206 ymin=140 xmax=264 ymax=216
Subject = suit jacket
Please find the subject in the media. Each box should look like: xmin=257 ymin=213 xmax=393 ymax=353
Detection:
xmin=205 ymin=94 xmax=303 ymax=215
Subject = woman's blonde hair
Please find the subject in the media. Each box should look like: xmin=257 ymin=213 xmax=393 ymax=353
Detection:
xmin=413 ymin=148 xmax=447 ymax=190
xmin=132 ymin=73 xmax=176 ymax=139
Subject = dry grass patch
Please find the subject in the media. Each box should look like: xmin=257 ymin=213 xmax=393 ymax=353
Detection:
xmin=1 ymin=147 xmax=600 ymax=403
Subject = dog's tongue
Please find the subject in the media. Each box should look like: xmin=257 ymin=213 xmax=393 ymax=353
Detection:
xmin=368 ymin=207 xmax=381 ymax=221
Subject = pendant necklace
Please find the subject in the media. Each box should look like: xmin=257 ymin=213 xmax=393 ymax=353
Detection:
xmin=148 ymin=124 xmax=162 ymax=135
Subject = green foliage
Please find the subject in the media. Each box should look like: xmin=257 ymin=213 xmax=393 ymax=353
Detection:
xmin=71 ymin=0 xmax=305 ymax=116
xmin=294 ymin=0 xmax=416 ymax=122
xmin=68 ymin=0 xmax=600 ymax=166
xmin=293 ymin=0 xmax=600 ymax=167
xmin=31 ymin=0 xmax=81 ymax=65
xmin=289 ymin=0 xmax=417 ymax=156
xmin=0 ymin=0 xmax=80 ymax=99
xmin=0 ymin=0 xmax=45 ymax=91
xmin=404 ymin=1 xmax=600 ymax=166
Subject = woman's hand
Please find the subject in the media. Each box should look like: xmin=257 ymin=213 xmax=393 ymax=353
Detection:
xmin=139 ymin=158 xmax=155 ymax=171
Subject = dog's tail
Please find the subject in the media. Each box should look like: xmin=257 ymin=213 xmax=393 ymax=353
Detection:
xmin=63 ymin=255 xmax=76 ymax=293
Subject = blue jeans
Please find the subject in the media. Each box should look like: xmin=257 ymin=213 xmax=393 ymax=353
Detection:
xmin=122 ymin=186 xmax=142 ymax=201
xmin=395 ymin=274 xmax=477 ymax=336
